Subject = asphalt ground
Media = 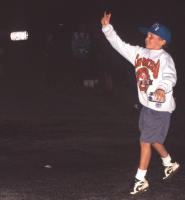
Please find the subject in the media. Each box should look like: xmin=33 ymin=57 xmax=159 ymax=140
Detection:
xmin=0 ymin=82 xmax=184 ymax=200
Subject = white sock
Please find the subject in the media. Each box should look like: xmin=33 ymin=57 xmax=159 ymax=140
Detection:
xmin=135 ymin=168 xmax=147 ymax=181
xmin=161 ymin=154 xmax=172 ymax=166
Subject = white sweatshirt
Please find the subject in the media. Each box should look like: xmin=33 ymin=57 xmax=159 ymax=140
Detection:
xmin=102 ymin=24 xmax=177 ymax=113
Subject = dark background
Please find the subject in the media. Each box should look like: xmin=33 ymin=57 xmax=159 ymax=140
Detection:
xmin=0 ymin=0 xmax=184 ymax=92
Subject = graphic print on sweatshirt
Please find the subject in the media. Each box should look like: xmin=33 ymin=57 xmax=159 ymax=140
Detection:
xmin=135 ymin=54 xmax=160 ymax=92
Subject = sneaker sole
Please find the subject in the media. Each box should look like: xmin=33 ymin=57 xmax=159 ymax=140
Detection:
xmin=163 ymin=165 xmax=180 ymax=181
xmin=130 ymin=187 xmax=149 ymax=196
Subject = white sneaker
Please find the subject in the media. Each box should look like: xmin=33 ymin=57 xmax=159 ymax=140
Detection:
xmin=163 ymin=162 xmax=180 ymax=180
xmin=130 ymin=178 xmax=149 ymax=195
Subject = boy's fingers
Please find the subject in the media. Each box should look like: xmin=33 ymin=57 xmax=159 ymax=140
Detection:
xmin=103 ymin=11 xmax=111 ymax=18
xmin=104 ymin=11 xmax=107 ymax=17
xmin=107 ymin=13 xmax=111 ymax=20
xmin=154 ymin=89 xmax=165 ymax=102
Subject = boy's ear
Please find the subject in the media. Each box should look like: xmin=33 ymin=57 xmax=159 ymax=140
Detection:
xmin=161 ymin=39 xmax=166 ymax=46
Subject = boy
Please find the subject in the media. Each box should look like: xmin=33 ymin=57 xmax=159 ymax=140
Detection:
xmin=101 ymin=12 xmax=180 ymax=195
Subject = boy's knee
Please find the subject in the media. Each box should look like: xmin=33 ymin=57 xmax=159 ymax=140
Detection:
xmin=140 ymin=142 xmax=151 ymax=148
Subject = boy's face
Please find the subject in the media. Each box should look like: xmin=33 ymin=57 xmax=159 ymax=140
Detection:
xmin=145 ymin=32 xmax=166 ymax=50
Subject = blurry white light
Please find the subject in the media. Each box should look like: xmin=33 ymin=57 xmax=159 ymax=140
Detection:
xmin=10 ymin=31 xmax=28 ymax=41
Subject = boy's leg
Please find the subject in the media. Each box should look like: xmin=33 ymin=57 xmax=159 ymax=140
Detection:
xmin=139 ymin=142 xmax=152 ymax=170
xmin=152 ymin=142 xmax=180 ymax=180
xmin=130 ymin=141 xmax=151 ymax=195
xmin=152 ymin=142 xmax=168 ymax=158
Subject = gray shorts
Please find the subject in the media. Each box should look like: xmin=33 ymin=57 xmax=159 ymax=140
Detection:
xmin=139 ymin=106 xmax=171 ymax=144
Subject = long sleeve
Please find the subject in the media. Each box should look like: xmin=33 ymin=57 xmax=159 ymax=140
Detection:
xmin=157 ymin=56 xmax=177 ymax=93
xmin=102 ymin=24 xmax=142 ymax=65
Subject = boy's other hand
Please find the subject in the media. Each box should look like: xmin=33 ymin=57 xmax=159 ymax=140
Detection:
xmin=101 ymin=11 xmax=112 ymax=27
xmin=154 ymin=89 xmax=166 ymax=102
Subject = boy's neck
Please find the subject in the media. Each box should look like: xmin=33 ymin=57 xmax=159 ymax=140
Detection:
xmin=146 ymin=47 xmax=163 ymax=50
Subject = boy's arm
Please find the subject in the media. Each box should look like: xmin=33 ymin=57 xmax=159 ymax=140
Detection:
xmin=154 ymin=57 xmax=177 ymax=102
xmin=101 ymin=12 xmax=141 ymax=65
xmin=158 ymin=57 xmax=177 ymax=92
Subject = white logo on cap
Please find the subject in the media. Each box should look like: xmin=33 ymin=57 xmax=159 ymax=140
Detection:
xmin=153 ymin=23 xmax=160 ymax=31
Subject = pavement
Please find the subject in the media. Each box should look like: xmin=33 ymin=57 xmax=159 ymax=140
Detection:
xmin=0 ymin=81 xmax=184 ymax=200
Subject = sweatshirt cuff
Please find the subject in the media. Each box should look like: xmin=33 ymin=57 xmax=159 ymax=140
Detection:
xmin=102 ymin=24 xmax=113 ymax=33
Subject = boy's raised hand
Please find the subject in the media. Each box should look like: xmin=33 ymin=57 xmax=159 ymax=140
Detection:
xmin=101 ymin=11 xmax=112 ymax=27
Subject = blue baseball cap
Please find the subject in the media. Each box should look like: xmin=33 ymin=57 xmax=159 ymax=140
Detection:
xmin=139 ymin=22 xmax=172 ymax=44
